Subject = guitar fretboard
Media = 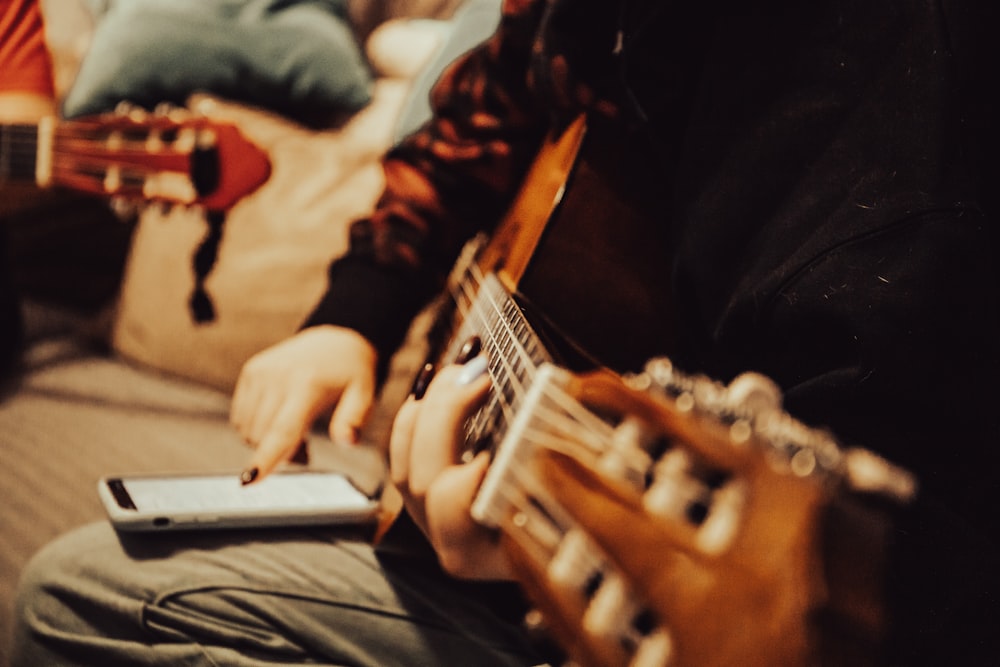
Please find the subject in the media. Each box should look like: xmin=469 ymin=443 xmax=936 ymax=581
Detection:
xmin=0 ymin=123 xmax=38 ymax=183
xmin=447 ymin=267 xmax=552 ymax=457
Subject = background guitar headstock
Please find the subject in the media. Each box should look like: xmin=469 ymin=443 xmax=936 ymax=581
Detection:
xmin=35 ymin=104 xmax=271 ymax=211
xmin=472 ymin=360 xmax=916 ymax=667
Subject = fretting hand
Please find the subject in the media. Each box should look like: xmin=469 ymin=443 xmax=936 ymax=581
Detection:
xmin=388 ymin=352 xmax=514 ymax=581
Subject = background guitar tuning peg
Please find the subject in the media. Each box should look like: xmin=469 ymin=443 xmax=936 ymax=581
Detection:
xmin=113 ymin=100 xmax=150 ymax=122
xmin=108 ymin=196 xmax=142 ymax=222
xmin=154 ymin=102 xmax=192 ymax=122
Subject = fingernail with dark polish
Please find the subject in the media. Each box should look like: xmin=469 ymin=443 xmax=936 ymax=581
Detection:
xmin=410 ymin=362 xmax=436 ymax=400
xmin=455 ymin=336 xmax=482 ymax=364
xmin=240 ymin=467 xmax=259 ymax=486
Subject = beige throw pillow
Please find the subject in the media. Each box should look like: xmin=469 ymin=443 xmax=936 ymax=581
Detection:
xmin=112 ymin=21 xmax=446 ymax=390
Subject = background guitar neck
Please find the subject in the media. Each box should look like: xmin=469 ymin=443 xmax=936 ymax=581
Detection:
xmin=0 ymin=114 xmax=270 ymax=211
xmin=0 ymin=122 xmax=44 ymax=185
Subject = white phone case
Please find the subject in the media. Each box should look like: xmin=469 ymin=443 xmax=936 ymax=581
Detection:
xmin=98 ymin=470 xmax=379 ymax=531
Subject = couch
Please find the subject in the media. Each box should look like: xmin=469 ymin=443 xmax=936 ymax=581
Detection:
xmin=0 ymin=0 xmax=501 ymax=661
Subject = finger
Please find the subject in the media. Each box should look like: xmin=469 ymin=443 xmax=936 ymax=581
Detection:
xmin=407 ymin=367 xmax=490 ymax=496
xmin=230 ymin=376 xmax=264 ymax=442
xmin=424 ymin=452 xmax=511 ymax=579
xmin=242 ymin=389 xmax=314 ymax=483
xmin=329 ymin=378 xmax=374 ymax=445
xmin=388 ymin=397 xmax=420 ymax=489
xmin=423 ymin=452 xmax=511 ymax=580
xmin=246 ymin=389 xmax=283 ymax=446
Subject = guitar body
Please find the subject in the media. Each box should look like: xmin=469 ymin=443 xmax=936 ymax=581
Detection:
xmin=472 ymin=115 xmax=674 ymax=377
xmin=512 ymin=119 xmax=675 ymax=375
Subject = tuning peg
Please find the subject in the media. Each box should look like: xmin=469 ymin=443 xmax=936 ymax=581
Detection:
xmin=188 ymin=94 xmax=217 ymax=117
xmin=154 ymin=102 xmax=192 ymax=123
xmin=725 ymin=372 xmax=782 ymax=415
xmin=153 ymin=102 xmax=177 ymax=116
xmin=113 ymin=100 xmax=151 ymax=123
xmin=108 ymin=195 xmax=141 ymax=221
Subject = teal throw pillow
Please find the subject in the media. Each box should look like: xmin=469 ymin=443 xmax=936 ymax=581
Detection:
xmin=63 ymin=0 xmax=373 ymax=127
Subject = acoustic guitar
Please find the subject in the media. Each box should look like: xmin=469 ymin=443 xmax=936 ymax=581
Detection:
xmin=396 ymin=115 xmax=917 ymax=666
xmin=0 ymin=106 xmax=270 ymax=211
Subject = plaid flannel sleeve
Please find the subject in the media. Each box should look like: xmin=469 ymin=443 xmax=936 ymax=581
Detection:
xmin=303 ymin=0 xmax=549 ymax=366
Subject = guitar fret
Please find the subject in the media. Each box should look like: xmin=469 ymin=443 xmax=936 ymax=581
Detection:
xmin=453 ymin=273 xmax=553 ymax=456
xmin=0 ymin=124 xmax=39 ymax=183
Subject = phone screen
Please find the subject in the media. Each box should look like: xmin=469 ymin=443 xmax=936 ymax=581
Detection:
xmin=110 ymin=473 xmax=368 ymax=512
xmin=100 ymin=471 xmax=378 ymax=530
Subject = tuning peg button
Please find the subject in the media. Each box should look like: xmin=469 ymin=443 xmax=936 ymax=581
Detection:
xmin=154 ymin=102 xmax=192 ymax=123
xmin=113 ymin=101 xmax=149 ymax=122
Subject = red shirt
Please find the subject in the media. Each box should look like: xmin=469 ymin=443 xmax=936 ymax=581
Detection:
xmin=0 ymin=0 xmax=54 ymax=96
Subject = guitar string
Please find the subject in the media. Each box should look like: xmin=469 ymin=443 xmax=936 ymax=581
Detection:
xmin=1 ymin=125 xmax=38 ymax=176
xmin=440 ymin=252 xmax=660 ymax=652
xmin=1 ymin=125 xmax=187 ymax=187
xmin=455 ymin=286 xmax=525 ymax=441
xmin=483 ymin=370 xmax=685 ymax=606
xmin=446 ymin=261 xmax=638 ymax=547
xmin=447 ymin=268 xmax=515 ymax=442
xmin=0 ymin=125 xmax=119 ymax=147
xmin=473 ymin=298 xmax=544 ymax=439
xmin=498 ymin=417 xmax=656 ymax=650
xmin=498 ymin=417 xmax=618 ymax=584
xmin=448 ymin=266 xmax=546 ymax=437
xmin=487 ymin=377 xmax=618 ymax=557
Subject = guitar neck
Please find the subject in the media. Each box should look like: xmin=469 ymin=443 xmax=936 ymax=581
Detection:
xmin=0 ymin=113 xmax=270 ymax=210
xmin=442 ymin=267 xmax=554 ymax=457
xmin=0 ymin=119 xmax=49 ymax=185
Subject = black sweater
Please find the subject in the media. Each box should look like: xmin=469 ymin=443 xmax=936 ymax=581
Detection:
xmin=307 ymin=1 xmax=1000 ymax=663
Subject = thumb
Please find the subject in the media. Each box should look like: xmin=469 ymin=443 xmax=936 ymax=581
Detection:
xmin=329 ymin=381 xmax=374 ymax=445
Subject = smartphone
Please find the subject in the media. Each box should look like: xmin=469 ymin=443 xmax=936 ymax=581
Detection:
xmin=98 ymin=470 xmax=379 ymax=531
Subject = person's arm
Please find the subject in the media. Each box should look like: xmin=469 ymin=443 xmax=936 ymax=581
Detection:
xmin=232 ymin=0 xmax=550 ymax=480
xmin=0 ymin=0 xmax=56 ymax=121
xmin=301 ymin=0 xmax=549 ymax=360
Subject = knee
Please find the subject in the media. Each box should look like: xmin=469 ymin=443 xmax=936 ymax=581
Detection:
xmin=11 ymin=522 xmax=124 ymax=657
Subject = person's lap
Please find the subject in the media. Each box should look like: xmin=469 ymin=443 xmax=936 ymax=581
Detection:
xmin=12 ymin=521 xmax=540 ymax=666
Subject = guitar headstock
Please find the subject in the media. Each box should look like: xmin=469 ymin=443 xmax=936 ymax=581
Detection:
xmin=473 ymin=360 xmax=915 ymax=667
xmin=41 ymin=105 xmax=271 ymax=211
